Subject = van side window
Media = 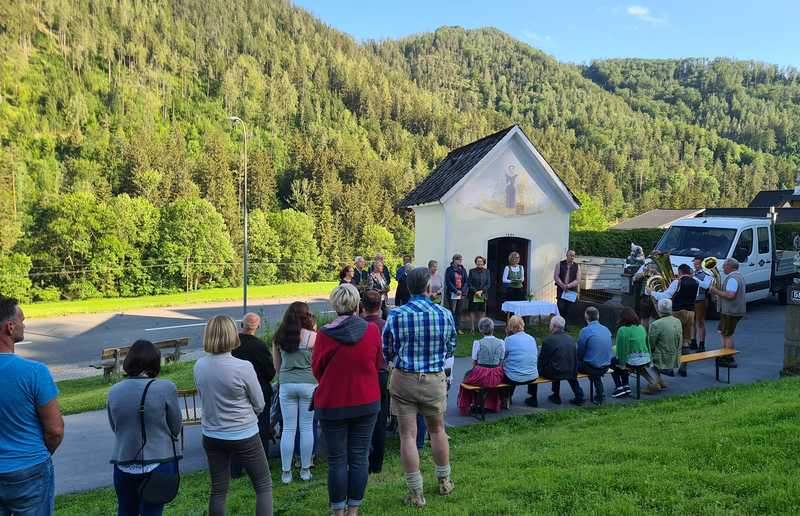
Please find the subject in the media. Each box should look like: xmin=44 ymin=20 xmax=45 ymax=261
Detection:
xmin=733 ymin=228 xmax=753 ymax=263
xmin=757 ymin=226 xmax=770 ymax=254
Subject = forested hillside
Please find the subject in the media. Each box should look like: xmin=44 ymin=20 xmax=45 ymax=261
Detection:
xmin=0 ymin=1 xmax=797 ymax=302
xmin=584 ymin=58 xmax=800 ymax=157
xmin=371 ymin=28 xmax=796 ymax=214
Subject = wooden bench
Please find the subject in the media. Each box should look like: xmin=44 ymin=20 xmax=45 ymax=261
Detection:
xmin=90 ymin=337 xmax=189 ymax=382
xmin=625 ymin=348 xmax=739 ymax=399
xmin=177 ymin=388 xmax=201 ymax=450
xmin=461 ymin=373 xmax=595 ymax=421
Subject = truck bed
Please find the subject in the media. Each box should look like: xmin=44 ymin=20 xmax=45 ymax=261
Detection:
xmin=776 ymin=250 xmax=798 ymax=278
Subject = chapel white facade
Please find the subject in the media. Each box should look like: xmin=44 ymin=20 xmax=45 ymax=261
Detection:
xmin=401 ymin=125 xmax=579 ymax=313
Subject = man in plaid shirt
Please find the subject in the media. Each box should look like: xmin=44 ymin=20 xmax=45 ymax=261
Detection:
xmin=383 ymin=267 xmax=456 ymax=507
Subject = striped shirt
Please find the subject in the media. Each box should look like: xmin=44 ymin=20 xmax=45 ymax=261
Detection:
xmin=383 ymin=295 xmax=457 ymax=373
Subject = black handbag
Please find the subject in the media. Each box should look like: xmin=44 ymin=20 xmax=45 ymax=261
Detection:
xmin=137 ymin=379 xmax=181 ymax=505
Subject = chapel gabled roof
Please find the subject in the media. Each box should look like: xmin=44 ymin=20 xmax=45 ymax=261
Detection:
xmin=400 ymin=126 xmax=516 ymax=207
xmin=400 ymin=124 xmax=581 ymax=207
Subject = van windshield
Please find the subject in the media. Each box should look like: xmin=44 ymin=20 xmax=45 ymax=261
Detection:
xmin=654 ymin=226 xmax=737 ymax=259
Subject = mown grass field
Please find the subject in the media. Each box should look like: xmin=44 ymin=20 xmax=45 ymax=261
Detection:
xmin=57 ymin=362 xmax=197 ymax=416
xmin=22 ymin=282 xmax=338 ymax=319
xmin=57 ymin=377 xmax=800 ymax=515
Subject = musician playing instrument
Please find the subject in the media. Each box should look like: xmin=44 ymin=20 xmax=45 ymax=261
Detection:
xmin=691 ymin=256 xmax=709 ymax=352
xmin=648 ymin=264 xmax=698 ymax=377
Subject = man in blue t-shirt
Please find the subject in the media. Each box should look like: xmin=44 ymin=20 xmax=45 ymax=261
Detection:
xmin=0 ymin=296 xmax=63 ymax=515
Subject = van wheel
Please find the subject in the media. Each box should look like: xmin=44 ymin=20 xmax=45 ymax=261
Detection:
xmin=706 ymin=297 xmax=720 ymax=320
xmin=778 ymin=288 xmax=788 ymax=306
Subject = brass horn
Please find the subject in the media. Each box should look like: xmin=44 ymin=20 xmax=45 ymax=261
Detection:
xmin=701 ymin=256 xmax=722 ymax=302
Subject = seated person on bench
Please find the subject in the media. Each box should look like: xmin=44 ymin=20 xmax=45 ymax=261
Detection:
xmin=501 ymin=316 xmax=539 ymax=407
xmin=538 ymin=316 xmax=583 ymax=406
xmin=610 ymin=308 xmax=656 ymax=398
xmin=646 ymin=298 xmax=682 ymax=393
xmin=457 ymin=318 xmax=505 ymax=416
xmin=576 ymin=307 xmax=613 ymax=405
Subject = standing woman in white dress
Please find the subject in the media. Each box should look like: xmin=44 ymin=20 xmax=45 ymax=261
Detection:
xmin=502 ymin=252 xmax=526 ymax=302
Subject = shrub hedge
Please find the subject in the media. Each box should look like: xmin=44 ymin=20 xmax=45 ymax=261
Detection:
xmin=571 ymin=223 xmax=800 ymax=258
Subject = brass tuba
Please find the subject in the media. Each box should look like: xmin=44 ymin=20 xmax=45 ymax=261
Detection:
xmin=645 ymin=251 xmax=675 ymax=293
xmin=701 ymin=256 xmax=722 ymax=302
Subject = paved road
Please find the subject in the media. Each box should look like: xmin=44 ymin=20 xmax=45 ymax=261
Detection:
xmin=18 ymin=297 xmax=331 ymax=380
xmin=53 ymin=297 xmax=787 ymax=495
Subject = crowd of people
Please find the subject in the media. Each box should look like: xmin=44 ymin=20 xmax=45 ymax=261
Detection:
xmin=0 ymin=251 xmax=748 ymax=515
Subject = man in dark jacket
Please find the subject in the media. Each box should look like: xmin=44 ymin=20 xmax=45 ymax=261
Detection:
xmin=538 ymin=315 xmax=585 ymax=405
xmin=361 ymin=290 xmax=390 ymax=473
xmin=231 ymin=312 xmax=276 ymax=477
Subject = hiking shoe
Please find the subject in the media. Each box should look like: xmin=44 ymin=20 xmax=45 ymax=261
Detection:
xmin=643 ymin=384 xmax=661 ymax=395
xmin=437 ymin=476 xmax=455 ymax=496
xmin=569 ymin=398 xmax=584 ymax=406
xmin=300 ymin=468 xmax=312 ymax=481
xmin=281 ymin=470 xmax=292 ymax=484
xmin=547 ymin=394 xmax=562 ymax=405
xmin=524 ymin=396 xmax=538 ymax=407
xmin=404 ymin=489 xmax=427 ymax=507
xmin=661 ymin=369 xmax=675 ymax=377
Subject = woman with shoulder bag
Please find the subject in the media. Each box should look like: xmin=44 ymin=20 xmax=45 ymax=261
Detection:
xmin=107 ymin=340 xmax=182 ymax=516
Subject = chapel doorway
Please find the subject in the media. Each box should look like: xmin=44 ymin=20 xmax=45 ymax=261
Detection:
xmin=486 ymin=236 xmax=531 ymax=319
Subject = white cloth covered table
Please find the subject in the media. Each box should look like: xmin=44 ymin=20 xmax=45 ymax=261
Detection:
xmin=501 ymin=300 xmax=559 ymax=317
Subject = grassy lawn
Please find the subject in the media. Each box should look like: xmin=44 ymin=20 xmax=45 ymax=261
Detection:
xmin=56 ymin=377 xmax=800 ymax=515
xmin=57 ymin=362 xmax=197 ymax=416
xmin=455 ymin=325 xmax=581 ymax=357
xmin=22 ymin=282 xmax=338 ymax=319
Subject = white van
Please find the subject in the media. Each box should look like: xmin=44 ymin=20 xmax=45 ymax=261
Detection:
xmin=653 ymin=216 xmax=797 ymax=306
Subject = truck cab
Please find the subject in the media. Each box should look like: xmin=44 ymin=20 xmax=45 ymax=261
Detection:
xmin=654 ymin=217 xmax=776 ymax=303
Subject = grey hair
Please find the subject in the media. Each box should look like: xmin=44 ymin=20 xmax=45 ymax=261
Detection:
xmin=724 ymin=258 xmax=740 ymax=270
xmin=478 ymin=317 xmax=494 ymax=336
xmin=657 ymin=298 xmax=673 ymax=315
xmin=330 ymin=284 xmax=361 ymax=315
xmin=354 ymin=256 xmax=364 ymax=264
xmin=550 ymin=315 xmax=566 ymax=330
xmin=407 ymin=267 xmax=432 ymax=296
xmin=584 ymin=306 xmax=600 ymax=322
xmin=427 ymin=259 xmax=438 ymax=269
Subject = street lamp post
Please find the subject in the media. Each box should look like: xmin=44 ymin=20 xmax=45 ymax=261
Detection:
xmin=228 ymin=116 xmax=249 ymax=315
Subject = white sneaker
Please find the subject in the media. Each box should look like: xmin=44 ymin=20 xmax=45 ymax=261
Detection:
xmin=281 ymin=470 xmax=292 ymax=484
xmin=300 ymin=467 xmax=312 ymax=481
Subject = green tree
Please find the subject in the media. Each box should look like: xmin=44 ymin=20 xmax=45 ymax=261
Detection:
xmin=359 ymin=224 xmax=396 ymax=259
xmin=158 ymin=198 xmax=235 ymax=291
xmin=247 ymin=209 xmax=281 ymax=285
xmin=570 ymin=192 xmax=610 ymax=232
xmin=267 ymin=209 xmax=320 ymax=282
xmin=0 ymin=253 xmax=33 ymax=302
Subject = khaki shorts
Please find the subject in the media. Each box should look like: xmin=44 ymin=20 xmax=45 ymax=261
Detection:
xmin=674 ymin=310 xmax=695 ymax=343
xmin=694 ymin=300 xmax=707 ymax=324
xmin=389 ymin=369 xmax=447 ymax=417
xmin=719 ymin=314 xmax=742 ymax=337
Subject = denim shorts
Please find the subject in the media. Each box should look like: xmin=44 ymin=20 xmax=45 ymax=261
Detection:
xmin=0 ymin=458 xmax=55 ymax=516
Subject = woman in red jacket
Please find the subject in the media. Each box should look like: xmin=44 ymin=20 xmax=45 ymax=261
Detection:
xmin=312 ymin=283 xmax=381 ymax=516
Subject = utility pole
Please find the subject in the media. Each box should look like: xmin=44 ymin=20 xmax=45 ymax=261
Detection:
xmin=228 ymin=116 xmax=249 ymax=315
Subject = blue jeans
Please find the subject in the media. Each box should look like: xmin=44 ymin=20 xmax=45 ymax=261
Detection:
xmin=0 ymin=459 xmax=54 ymax=516
xmin=113 ymin=460 xmax=178 ymax=516
xmin=320 ymin=413 xmax=378 ymax=511
xmin=416 ymin=414 xmax=426 ymax=450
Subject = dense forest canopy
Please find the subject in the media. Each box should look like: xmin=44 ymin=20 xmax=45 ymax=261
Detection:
xmin=0 ymin=1 xmax=797 ymax=301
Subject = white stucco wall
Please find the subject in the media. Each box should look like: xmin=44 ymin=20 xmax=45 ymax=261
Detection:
xmin=412 ymin=203 xmax=445 ymax=270
xmin=411 ymin=132 xmax=574 ymax=301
